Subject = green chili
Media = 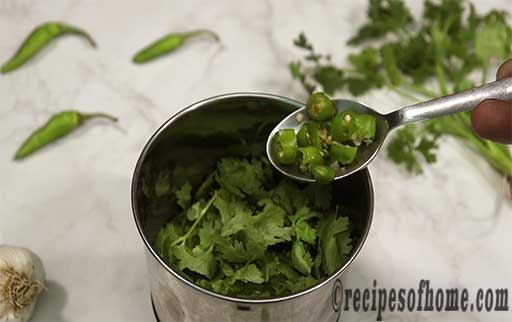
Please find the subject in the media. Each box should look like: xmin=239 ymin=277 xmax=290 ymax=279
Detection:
xmin=270 ymin=92 xmax=377 ymax=181
xmin=306 ymin=92 xmax=335 ymax=121
xmin=348 ymin=114 xmax=377 ymax=146
xmin=297 ymin=122 xmax=321 ymax=148
xmin=311 ymin=165 xmax=336 ymax=184
xmin=331 ymin=111 xmax=376 ymax=146
xmin=298 ymin=146 xmax=324 ymax=173
xmin=331 ymin=111 xmax=356 ymax=143
xmin=272 ymin=129 xmax=298 ymax=165
xmin=14 ymin=111 xmax=118 ymax=160
xmin=1 ymin=22 xmax=96 ymax=74
xmin=330 ymin=143 xmax=358 ymax=165
xmin=133 ymin=29 xmax=220 ymax=64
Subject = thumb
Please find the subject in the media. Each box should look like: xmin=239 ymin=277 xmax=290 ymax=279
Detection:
xmin=471 ymin=100 xmax=512 ymax=144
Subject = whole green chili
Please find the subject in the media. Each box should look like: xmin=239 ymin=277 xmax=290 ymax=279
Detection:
xmin=132 ymin=29 xmax=220 ymax=64
xmin=1 ymin=22 xmax=96 ymax=74
xmin=14 ymin=111 xmax=118 ymax=160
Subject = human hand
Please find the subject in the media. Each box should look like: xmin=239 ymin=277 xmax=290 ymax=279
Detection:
xmin=471 ymin=59 xmax=512 ymax=144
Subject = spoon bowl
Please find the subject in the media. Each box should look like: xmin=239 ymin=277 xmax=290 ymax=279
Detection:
xmin=267 ymin=76 xmax=512 ymax=182
xmin=267 ymin=99 xmax=390 ymax=182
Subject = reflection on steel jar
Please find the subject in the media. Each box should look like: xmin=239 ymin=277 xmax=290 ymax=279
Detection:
xmin=131 ymin=93 xmax=374 ymax=322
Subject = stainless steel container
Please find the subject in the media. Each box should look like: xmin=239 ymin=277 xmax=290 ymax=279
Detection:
xmin=131 ymin=93 xmax=374 ymax=322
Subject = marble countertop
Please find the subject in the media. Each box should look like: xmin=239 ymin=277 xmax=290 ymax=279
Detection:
xmin=1 ymin=0 xmax=511 ymax=321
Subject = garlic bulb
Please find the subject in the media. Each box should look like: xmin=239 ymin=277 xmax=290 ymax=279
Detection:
xmin=0 ymin=246 xmax=46 ymax=322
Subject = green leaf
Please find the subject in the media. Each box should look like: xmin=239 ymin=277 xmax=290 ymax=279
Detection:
xmin=317 ymin=213 xmax=350 ymax=275
xmin=291 ymin=240 xmax=313 ymax=276
xmin=213 ymin=189 xmax=253 ymax=236
xmin=286 ymin=276 xmax=319 ymax=293
xmin=313 ymin=65 xmax=345 ymax=96
xmin=156 ymin=223 xmax=182 ymax=262
xmin=289 ymin=61 xmax=315 ymax=94
xmin=387 ymin=124 xmax=441 ymax=174
xmin=172 ymin=244 xmax=217 ymax=279
xmin=294 ymin=220 xmax=317 ymax=245
xmin=216 ymin=158 xmax=264 ymax=197
xmin=380 ymin=44 xmax=401 ymax=86
xmin=186 ymin=199 xmax=208 ymax=221
xmin=217 ymin=239 xmax=262 ymax=263
xmin=245 ymin=199 xmax=292 ymax=248
xmin=293 ymin=32 xmax=314 ymax=51
xmin=475 ymin=19 xmax=511 ymax=63
xmin=271 ymin=180 xmax=307 ymax=215
xmin=229 ymin=264 xmax=265 ymax=285
xmin=291 ymin=207 xmax=319 ymax=245
xmin=348 ymin=0 xmax=414 ymax=45
xmin=197 ymin=215 xmax=222 ymax=250
xmin=304 ymin=184 xmax=332 ymax=210
xmin=176 ymin=182 xmax=192 ymax=209
xmin=387 ymin=124 xmax=424 ymax=174
xmin=154 ymin=170 xmax=172 ymax=197
xmin=155 ymin=157 xmax=355 ymax=297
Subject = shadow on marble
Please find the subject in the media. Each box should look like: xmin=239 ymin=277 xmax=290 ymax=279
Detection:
xmin=32 ymin=280 xmax=68 ymax=322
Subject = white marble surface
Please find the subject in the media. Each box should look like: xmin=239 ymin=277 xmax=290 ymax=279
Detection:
xmin=0 ymin=0 xmax=511 ymax=321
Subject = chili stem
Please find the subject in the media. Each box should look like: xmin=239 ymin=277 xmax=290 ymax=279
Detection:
xmin=187 ymin=29 xmax=220 ymax=42
xmin=81 ymin=112 xmax=118 ymax=123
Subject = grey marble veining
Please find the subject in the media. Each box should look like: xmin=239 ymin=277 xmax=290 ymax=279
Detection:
xmin=0 ymin=0 xmax=511 ymax=321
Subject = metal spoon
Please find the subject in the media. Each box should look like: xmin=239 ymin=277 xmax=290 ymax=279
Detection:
xmin=267 ymin=77 xmax=512 ymax=182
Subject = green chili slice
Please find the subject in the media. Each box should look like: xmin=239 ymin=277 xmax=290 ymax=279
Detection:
xmin=14 ymin=111 xmax=118 ymax=160
xmin=348 ymin=114 xmax=377 ymax=146
xmin=298 ymin=146 xmax=324 ymax=173
xmin=331 ymin=112 xmax=376 ymax=146
xmin=272 ymin=129 xmax=298 ymax=165
xmin=306 ymin=92 xmax=335 ymax=121
xmin=330 ymin=143 xmax=358 ymax=165
xmin=331 ymin=111 xmax=356 ymax=143
xmin=133 ymin=29 xmax=220 ymax=64
xmin=311 ymin=165 xmax=336 ymax=184
xmin=297 ymin=122 xmax=322 ymax=148
xmin=1 ymin=22 xmax=96 ymax=74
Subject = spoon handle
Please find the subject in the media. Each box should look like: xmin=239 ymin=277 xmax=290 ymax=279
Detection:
xmin=389 ymin=76 xmax=512 ymax=127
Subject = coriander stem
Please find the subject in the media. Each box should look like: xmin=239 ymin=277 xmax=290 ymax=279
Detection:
xmin=481 ymin=66 xmax=488 ymax=84
xmin=171 ymin=194 xmax=216 ymax=247
xmin=404 ymin=82 xmax=438 ymax=98
xmin=435 ymin=60 xmax=449 ymax=96
xmin=390 ymin=86 xmax=423 ymax=102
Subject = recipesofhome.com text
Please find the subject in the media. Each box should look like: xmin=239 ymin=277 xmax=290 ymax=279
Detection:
xmin=332 ymin=279 xmax=508 ymax=321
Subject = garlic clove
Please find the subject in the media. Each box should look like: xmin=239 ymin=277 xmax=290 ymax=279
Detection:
xmin=0 ymin=245 xmax=46 ymax=322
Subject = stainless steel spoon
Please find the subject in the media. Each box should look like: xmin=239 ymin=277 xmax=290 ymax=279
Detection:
xmin=267 ymin=77 xmax=512 ymax=182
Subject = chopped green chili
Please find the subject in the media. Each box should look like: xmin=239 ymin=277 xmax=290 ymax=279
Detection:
xmin=297 ymin=122 xmax=321 ymax=148
xmin=1 ymin=22 xmax=96 ymax=74
xmin=14 ymin=110 xmax=118 ymax=160
xmin=330 ymin=143 xmax=358 ymax=165
xmin=346 ymin=114 xmax=376 ymax=146
xmin=306 ymin=92 xmax=335 ymax=121
xmin=272 ymin=129 xmax=298 ymax=165
xmin=331 ymin=111 xmax=356 ymax=143
xmin=270 ymin=92 xmax=377 ymax=183
xmin=298 ymin=146 xmax=324 ymax=173
xmin=311 ymin=165 xmax=336 ymax=184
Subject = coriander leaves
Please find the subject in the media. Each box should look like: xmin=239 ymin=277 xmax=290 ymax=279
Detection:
xmin=289 ymin=0 xmax=512 ymax=190
xmin=155 ymin=157 xmax=353 ymax=297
